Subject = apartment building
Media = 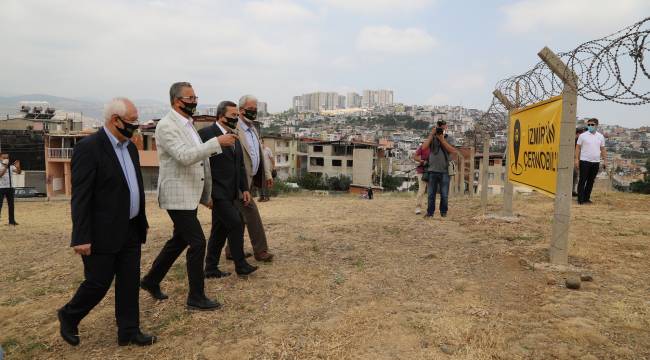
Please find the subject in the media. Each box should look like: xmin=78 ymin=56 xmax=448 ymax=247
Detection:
xmin=306 ymin=140 xmax=376 ymax=188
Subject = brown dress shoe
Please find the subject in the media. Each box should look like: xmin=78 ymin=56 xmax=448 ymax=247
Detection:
xmin=254 ymin=251 xmax=274 ymax=262
xmin=226 ymin=252 xmax=253 ymax=261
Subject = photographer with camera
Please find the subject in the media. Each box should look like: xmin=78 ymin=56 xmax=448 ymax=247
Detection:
xmin=0 ymin=153 xmax=21 ymax=226
xmin=421 ymin=120 xmax=457 ymax=218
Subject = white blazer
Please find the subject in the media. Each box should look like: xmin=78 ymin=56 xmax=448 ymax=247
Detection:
xmin=155 ymin=110 xmax=222 ymax=210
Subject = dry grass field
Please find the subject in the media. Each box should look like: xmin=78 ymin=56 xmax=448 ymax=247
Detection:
xmin=1 ymin=190 xmax=649 ymax=359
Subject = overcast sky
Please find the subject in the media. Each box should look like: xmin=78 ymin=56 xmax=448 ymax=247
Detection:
xmin=1 ymin=0 xmax=648 ymax=127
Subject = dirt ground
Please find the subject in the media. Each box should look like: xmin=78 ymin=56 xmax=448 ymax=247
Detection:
xmin=0 ymin=190 xmax=649 ymax=359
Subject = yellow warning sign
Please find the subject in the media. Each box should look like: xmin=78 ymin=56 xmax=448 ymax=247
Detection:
xmin=508 ymin=95 xmax=562 ymax=197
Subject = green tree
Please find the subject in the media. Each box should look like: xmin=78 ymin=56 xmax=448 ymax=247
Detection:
xmin=381 ymin=174 xmax=402 ymax=191
xmin=327 ymin=175 xmax=352 ymax=191
xmin=297 ymin=173 xmax=327 ymax=190
xmin=630 ymin=158 xmax=650 ymax=194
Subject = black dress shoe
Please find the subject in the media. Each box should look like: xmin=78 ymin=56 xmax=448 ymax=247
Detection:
xmin=235 ymin=261 xmax=258 ymax=276
xmin=57 ymin=309 xmax=79 ymax=346
xmin=187 ymin=297 xmax=222 ymax=311
xmin=205 ymin=269 xmax=231 ymax=279
xmin=226 ymin=252 xmax=253 ymax=261
xmin=140 ymin=280 xmax=168 ymax=300
xmin=118 ymin=331 xmax=157 ymax=346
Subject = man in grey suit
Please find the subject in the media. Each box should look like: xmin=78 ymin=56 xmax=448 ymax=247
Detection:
xmin=225 ymin=95 xmax=274 ymax=262
xmin=141 ymin=82 xmax=237 ymax=311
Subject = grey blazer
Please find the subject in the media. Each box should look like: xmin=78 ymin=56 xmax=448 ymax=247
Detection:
xmin=155 ymin=110 xmax=222 ymax=210
xmin=236 ymin=120 xmax=272 ymax=189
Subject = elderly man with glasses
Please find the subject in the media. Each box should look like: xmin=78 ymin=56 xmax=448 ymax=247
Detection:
xmin=141 ymin=82 xmax=237 ymax=311
xmin=58 ymin=97 xmax=155 ymax=346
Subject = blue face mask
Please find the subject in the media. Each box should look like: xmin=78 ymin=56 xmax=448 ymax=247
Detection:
xmin=587 ymin=125 xmax=596 ymax=133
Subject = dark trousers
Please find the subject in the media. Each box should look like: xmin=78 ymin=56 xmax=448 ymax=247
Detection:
xmin=0 ymin=188 xmax=16 ymax=224
xmin=427 ymin=172 xmax=450 ymax=216
xmin=60 ymin=222 xmax=141 ymax=337
xmin=577 ymin=160 xmax=600 ymax=203
xmin=227 ymin=198 xmax=269 ymax=255
xmin=143 ymin=209 xmax=206 ymax=301
xmin=259 ymin=186 xmax=269 ymax=199
xmin=205 ymin=199 xmax=245 ymax=272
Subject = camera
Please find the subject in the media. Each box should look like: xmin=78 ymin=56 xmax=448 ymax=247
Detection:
xmin=436 ymin=127 xmax=444 ymax=135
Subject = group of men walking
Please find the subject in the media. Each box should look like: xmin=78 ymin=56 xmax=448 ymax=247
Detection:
xmin=57 ymin=82 xmax=274 ymax=346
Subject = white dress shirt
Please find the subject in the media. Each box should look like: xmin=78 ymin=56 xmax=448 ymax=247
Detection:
xmin=173 ymin=109 xmax=202 ymax=145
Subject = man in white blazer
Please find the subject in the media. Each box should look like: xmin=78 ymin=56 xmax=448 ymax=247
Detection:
xmin=141 ymin=82 xmax=237 ymax=311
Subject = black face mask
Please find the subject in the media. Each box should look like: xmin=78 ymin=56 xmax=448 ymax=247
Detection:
xmin=224 ymin=116 xmax=238 ymax=130
xmin=243 ymin=109 xmax=257 ymax=121
xmin=117 ymin=117 xmax=139 ymax=138
xmin=179 ymin=100 xmax=197 ymax=116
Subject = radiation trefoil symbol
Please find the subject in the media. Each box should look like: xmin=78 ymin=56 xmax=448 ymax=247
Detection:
xmin=511 ymin=119 xmax=524 ymax=175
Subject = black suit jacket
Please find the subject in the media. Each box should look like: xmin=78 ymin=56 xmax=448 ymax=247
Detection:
xmin=198 ymin=124 xmax=248 ymax=200
xmin=70 ymin=128 xmax=148 ymax=253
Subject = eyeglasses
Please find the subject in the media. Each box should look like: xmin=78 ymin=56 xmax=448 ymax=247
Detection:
xmin=178 ymin=96 xmax=199 ymax=101
xmin=587 ymin=123 xmax=596 ymax=126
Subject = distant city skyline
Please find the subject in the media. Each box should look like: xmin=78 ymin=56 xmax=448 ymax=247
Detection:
xmin=1 ymin=0 xmax=648 ymax=127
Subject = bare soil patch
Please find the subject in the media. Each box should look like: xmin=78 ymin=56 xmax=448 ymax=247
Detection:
xmin=1 ymin=191 xmax=649 ymax=359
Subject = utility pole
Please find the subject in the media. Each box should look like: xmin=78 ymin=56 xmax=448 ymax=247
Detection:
xmin=493 ymin=90 xmax=515 ymax=217
xmin=538 ymin=46 xmax=579 ymax=265
xmin=481 ymin=133 xmax=490 ymax=213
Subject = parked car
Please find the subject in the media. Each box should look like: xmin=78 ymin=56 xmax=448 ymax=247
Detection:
xmin=13 ymin=187 xmax=47 ymax=198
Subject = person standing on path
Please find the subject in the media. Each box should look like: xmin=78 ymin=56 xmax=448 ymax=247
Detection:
xmin=0 ymin=153 xmax=21 ymax=225
xmin=575 ymin=118 xmax=607 ymax=205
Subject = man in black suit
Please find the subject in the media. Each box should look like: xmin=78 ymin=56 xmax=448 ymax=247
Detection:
xmin=199 ymin=101 xmax=258 ymax=277
xmin=57 ymin=98 xmax=156 ymax=347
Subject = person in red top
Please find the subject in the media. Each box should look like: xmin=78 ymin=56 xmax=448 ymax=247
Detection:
xmin=413 ymin=144 xmax=430 ymax=215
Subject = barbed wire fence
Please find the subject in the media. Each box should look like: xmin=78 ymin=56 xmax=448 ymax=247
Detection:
xmin=467 ymin=16 xmax=650 ymax=145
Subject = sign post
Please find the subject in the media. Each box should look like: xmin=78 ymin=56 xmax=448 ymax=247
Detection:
xmin=537 ymin=47 xmax=578 ymax=265
xmin=481 ymin=135 xmax=489 ymax=213
xmin=493 ymin=90 xmax=515 ymax=216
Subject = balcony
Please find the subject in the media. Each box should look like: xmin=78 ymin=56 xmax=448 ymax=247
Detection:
xmin=48 ymin=148 xmax=74 ymax=160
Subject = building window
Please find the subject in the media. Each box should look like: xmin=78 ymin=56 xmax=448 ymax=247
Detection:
xmin=489 ymin=160 xmax=495 ymax=166
xmin=347 ymin=160 xmax=353 ymax=167
xmin=501 ymin=173 xmax=505 ymax=181
xmin=314 ymin=145 xmax=323 ymax=152
xmin=310 ymin=157 xmax=324 ymax=166
xmin=332 ymin=159 xmax=342 ymax=166
xmin=488 ymin=172 xmax=495 ymax=180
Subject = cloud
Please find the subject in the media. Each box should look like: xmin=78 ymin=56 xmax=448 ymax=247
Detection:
xmin=356 ymin=26 xmax=437 ymax=54
xmin=428 ymin=93 xmax=451 ymax=105
xmin=450 ymin=72 xmax=487 ymax=91
xmin=0 ymin=0 xmax=321 ymax=107
xmin=244 ymin=0 xmax=317 ymax=22
xmin=320 ymin=0 xmax=433 ymax=13
xmin=502 ymin=0 xmax=650 ymax=34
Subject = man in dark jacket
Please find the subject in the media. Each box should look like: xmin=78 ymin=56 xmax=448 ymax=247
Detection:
xmin=57 ymin=98 xmax=155 ymax=347
xmin=198 ymin=101 xmax=258 ymax=277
